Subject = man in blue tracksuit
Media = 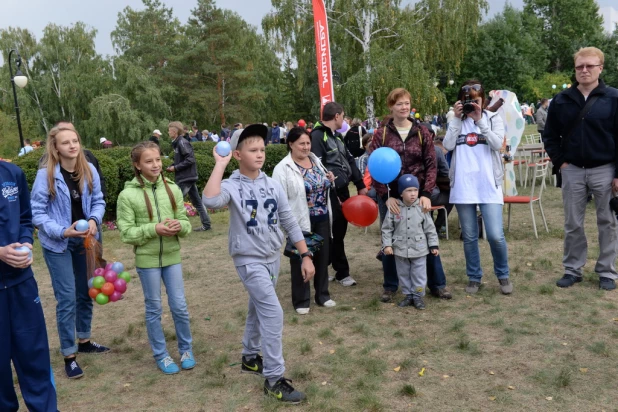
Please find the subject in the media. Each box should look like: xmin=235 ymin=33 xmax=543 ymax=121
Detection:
xmin=0 ymin=161 xmax=58 ymax=412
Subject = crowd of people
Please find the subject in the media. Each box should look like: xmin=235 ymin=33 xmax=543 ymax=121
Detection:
xmin=1 ymin=46 xmax=616 ymax=409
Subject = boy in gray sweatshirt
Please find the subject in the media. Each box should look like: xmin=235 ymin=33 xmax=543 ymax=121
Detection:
xmin=382 ymin=174 xmax=439 ymax=310
xmin=202 ymin=124 xmax=315 ymax=404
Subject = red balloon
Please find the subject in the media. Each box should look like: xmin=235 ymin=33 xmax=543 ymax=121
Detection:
xmin=88 ymin=287 xmax=101 ymax=299
xmin=101 ymin=282 xmax=115 ymax=296
xmin=342 ymin=195 xmax=379 ymax=227
xmin=113 ymin=278 xmax=127 ymax=294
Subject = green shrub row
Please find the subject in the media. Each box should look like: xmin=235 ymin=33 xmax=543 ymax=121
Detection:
xmin=12 ymin=141 xmax=290 ymax=219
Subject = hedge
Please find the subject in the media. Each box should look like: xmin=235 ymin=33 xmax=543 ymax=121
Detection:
xmin=11 ymin=142 xmax=290 ymax=219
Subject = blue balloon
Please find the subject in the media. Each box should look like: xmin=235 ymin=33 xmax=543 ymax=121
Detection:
xmin=215 ymin=141 xmax=231 ymax=157
xmin=88 ymin=277 xmax=94 ymax=289
xmin=75 ymin=219 xmax=89 ymax=232
xmin=111 ymin=262 xmax=125 ymax=274
xmin=368 ymin=147 xmax=402 ymax=184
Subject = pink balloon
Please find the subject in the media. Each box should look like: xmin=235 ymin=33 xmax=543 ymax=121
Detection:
xmin=109 ymin=291 xmax=122 ymax=302
xmin=104 ymin=270 xmax=118 ymax=283
xmin=105 ymin=263 xmax=113 ymax=271
xmin=113 ymin=278 xmax=127 ymax=294
xmin=94 ymin=267 xmax=105 ymax=277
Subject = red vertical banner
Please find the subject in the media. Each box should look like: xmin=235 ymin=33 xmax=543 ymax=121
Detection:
xmin=312 ymin=0 xmax=335 ymax=114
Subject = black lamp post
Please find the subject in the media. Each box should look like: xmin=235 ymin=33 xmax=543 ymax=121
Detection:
xmin=8 ymin=49 xmax=28 ymax=150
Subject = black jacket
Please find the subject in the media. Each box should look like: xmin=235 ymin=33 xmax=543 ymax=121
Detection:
xmin=310 ymin=122 xmax=364 ymax=191
xmin=543 ymin=80 xmax=618 ymax=176
xmin=0 ymin=162 xmax=34 ymax=288
xmin=344 ymin=125 xmax=367 ymax=158
xmin=171 ymin=136 xmax=198 ymax=185
xmin=149 ymin=135 xmax=161 ymax=146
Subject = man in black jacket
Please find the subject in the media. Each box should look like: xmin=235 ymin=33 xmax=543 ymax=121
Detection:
xmin=543 ymin=47 xmax=618 ymax=291
xmin=311 ymin=102 xmax=367 ymax=287
xmin=149 ymin=129 xmax=162 ymax=146
xmin=166 ymin=121 xmax=211 ymax=231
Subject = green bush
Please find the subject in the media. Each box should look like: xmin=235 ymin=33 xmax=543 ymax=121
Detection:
xmin=12 ymin=140 xmax=289 ymax=220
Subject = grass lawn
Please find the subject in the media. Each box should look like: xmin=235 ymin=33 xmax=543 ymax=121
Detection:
xmin=14 ymin=135 xmax=618 ymax=411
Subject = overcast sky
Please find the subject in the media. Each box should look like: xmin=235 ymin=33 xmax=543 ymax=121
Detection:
xmin=0 ymin=0 xmax=615 ymax=57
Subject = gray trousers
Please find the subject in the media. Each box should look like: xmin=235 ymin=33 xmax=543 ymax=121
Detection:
xmin=394 ymin=255 xmax=427 ymax=296
xmin=235 ymin=259 xmax=285 ymax=380
xmin=561 ymin=163 xmax=617 ymax=280
xmin=179 ymin=182 xmax=211 ymax=229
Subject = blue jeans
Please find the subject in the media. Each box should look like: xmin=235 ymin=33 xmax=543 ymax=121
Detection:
xmin=42 ymin=237 xmax=92 ymax=357
xmin=136 ymin=264 xmax=193 ymax=361
xmin=378 ymin=195 xmax=447 ymax=292
xmin=455 ymin=203 xmax=510 ymax=282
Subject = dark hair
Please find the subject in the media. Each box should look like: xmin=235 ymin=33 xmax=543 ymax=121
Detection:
xmin=25 ymin=139 xmax=31 ymax=144
xmin=540 ymin=98 xmax=548 ymax=105
xmin=322 ymin=102 xmax=344 ymax=121
xmin=130 ymin=141 xmax=177 ymax=221
xmin=361 ymin=133 xmax=373 ymax=147
xmin=285 ymin=127 xmax=310 ymax=152
xmin=456 ymin=79 xmax=486 ymax=108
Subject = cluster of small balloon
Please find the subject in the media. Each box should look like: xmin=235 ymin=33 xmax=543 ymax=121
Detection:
xmin=87 ymin=262 xmax=131 ymax=305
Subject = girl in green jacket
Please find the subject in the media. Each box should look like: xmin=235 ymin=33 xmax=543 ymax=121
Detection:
xmin=116 ymin=141 xmax=195 ymax=375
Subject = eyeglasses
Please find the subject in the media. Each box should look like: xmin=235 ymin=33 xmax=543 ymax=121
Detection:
xmin=575 ymin=64 xmax=602 ymax=71
xmin=461 ymin=84 xmax=482 ymax=92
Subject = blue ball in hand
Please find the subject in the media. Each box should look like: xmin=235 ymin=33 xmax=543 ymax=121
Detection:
xmin=215 ymin=141 xmax=231 ymax=157
xmin=15 ymin=246 xmax=33 ymax=260
xmin=76 ymin=219 xmax=90 ymax=232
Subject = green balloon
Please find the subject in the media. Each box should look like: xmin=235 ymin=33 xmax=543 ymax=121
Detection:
xmin=118 ymin=272 xmax=131 ymax=283
xmin=92 ymin=276 xmax=106 ymax=289
xmin=95 ymin=293 xmax=109 ymax=305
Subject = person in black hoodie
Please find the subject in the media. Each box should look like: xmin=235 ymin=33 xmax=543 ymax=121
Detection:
xmin=310 ymin=102 xmax=367 ymax=287
xmin=166 ymin=121 xmax=211 ymax=231
xmin=0 ymin=161 xmax=58 ymax=411
xmin=343 ymin=118 xmax=367 ymax=167
xmin=543 ymin=47 xmax=618 ymax=291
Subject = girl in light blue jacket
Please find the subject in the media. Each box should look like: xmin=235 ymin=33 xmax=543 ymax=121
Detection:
xmin=31 ymin=124 xmax=107 ymax=380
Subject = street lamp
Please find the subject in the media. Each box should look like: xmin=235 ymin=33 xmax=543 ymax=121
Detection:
xmin=8 ymin=49 xmax=28 ymax=150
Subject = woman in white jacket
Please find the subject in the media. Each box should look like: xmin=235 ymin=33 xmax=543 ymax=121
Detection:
xmin=272 ymin=127 xmax=336 ymax=314
xmin=443 ymin=80 xmax=513 ymax=296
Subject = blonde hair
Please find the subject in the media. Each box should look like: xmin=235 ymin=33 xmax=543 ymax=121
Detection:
xmin=574 ymin=47 xmax=604 ymax=65
xmin=168 ymin=121 xmax=184 ymax=138
xmin=130 ymin=142 xmax=178 ymax=221
xmin=45 ymin=126 xmax=93 ymax=200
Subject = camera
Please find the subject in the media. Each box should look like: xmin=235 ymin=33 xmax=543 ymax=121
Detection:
xmin=462 ymin=94 xmax=476 ymax=115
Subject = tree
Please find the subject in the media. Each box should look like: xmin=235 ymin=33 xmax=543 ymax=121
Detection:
xmin=524 ymin=0 xmax=604 ymax=72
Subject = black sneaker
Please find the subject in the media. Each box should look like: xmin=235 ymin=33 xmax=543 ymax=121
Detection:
xmin=78 ymin=340 xmax=111 ymax=354
xmin=193 ymin=226 xmax=211 ymax=232
xmin=412 ymin=296 xmax=426 ymax=310
xmin=599 ymin=277 xmax=616 ymax=291
xmin=64 ymin=358 xmax=84 ymax=379
xmin=381 ymin=289 xmax=396 ymax=303
xmin=241 ymin=354 xmax=263 ymax=375
xmin=556 ymin=274 xmax=582 ymax=288
xmin=398 ymin=296 xmax=414 ymax=307
xmin=264 ymin=378 xmax=306 ymax=404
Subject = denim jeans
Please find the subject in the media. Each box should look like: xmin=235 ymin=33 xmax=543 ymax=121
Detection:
xmin=42 ymin=237 xmax=92 ymax=356
xmin=136 ymin=264 xmax=193 ymax=361
xmin=455 ymin=203 xmax=510 ymax=282
xmin=378 ymin=195 xmax=447 ymax=292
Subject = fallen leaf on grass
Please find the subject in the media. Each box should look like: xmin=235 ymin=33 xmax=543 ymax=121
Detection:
xmin=489 ymin=371 xmax=495 ymax=375
xmin=321 ymin=381 xmax=327 ymax=386
xmin=329 ymin=349 xmax=335 ymax=354
xmin=546 ymin=397 xmax=553 ymax=401
xmin=442 ymin=375 xmax=450 ymax=379
xmin=562 ymin=342 xmax=568 ymax=346
xmin=526 ymin=262 xmax=532 ymax=267
xmin=123 ymin=383 xmax=130 ymax=387
xmin=352 ymin=307 xmax=356 ymax=310
xmin=247 ymin=389 xmax=252 ymax=393
xmin=418 ymin=367 xmax=426 ymax=376
xmin=394 ymin=366 xmax=401 ymax=372
xmin=579 ymin=368 xmax=588 ymax=373
xmin=319 ymin=341 xmax=323 ymax=345
xmin=613 ymin=318 xmax=618 ymax=322
xmin=488 ymin=396 xmax=496 ymax=401
xmin=508 ymin=386 xmax=515 ymax=390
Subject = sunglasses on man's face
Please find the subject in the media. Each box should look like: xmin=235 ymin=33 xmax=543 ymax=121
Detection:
xmin=461 ymin=84 xmax=482 ymax=92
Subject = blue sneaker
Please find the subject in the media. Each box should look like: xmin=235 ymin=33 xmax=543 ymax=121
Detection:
xmin=157 ymin=356 xmax=180 ymax=375
xmin=180 ymin=351 xmax=196 ymax=370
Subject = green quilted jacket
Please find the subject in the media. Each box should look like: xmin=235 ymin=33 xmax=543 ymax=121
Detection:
xmin=117 ymin=175 xmax=191 ymax=268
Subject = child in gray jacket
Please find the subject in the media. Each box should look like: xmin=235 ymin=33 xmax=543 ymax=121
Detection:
xmin=382 ymin=174 xmax=439 ymax=309
xmin=202 ymin=124 xmax=315 ymax=404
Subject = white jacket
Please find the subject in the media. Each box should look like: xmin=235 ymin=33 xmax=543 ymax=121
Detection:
xmin=272 ymin=152 xmax=333 ymax=235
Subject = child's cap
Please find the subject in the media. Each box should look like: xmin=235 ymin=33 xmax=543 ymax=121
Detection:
xmin=398 ymin=174 xmax=419 ymax=194
xmin=230 ymin=124 xmax=268 ymax=150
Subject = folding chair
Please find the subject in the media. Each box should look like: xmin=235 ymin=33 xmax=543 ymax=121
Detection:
xmin=503 ymin=161 xmax=550 ymax=239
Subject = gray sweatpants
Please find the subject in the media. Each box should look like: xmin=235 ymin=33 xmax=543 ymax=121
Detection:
xmin=235 ymin=259 xmax=285 ymax=380
xmin=561 ymin=163 xmax=618 ymax=280
xmin=394 ymin=255 xmax=427 ymax=296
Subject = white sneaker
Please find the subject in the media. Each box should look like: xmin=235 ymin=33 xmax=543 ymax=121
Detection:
xmin=322 ymin=299 xmax=336 ymax=307
xmin=295 ymin=308 xmax=310 ymax=315
xmin=328 ymin=275 xmax=335 ymax=282
xmin=337 ymin=276 xmax=357 ymax=287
